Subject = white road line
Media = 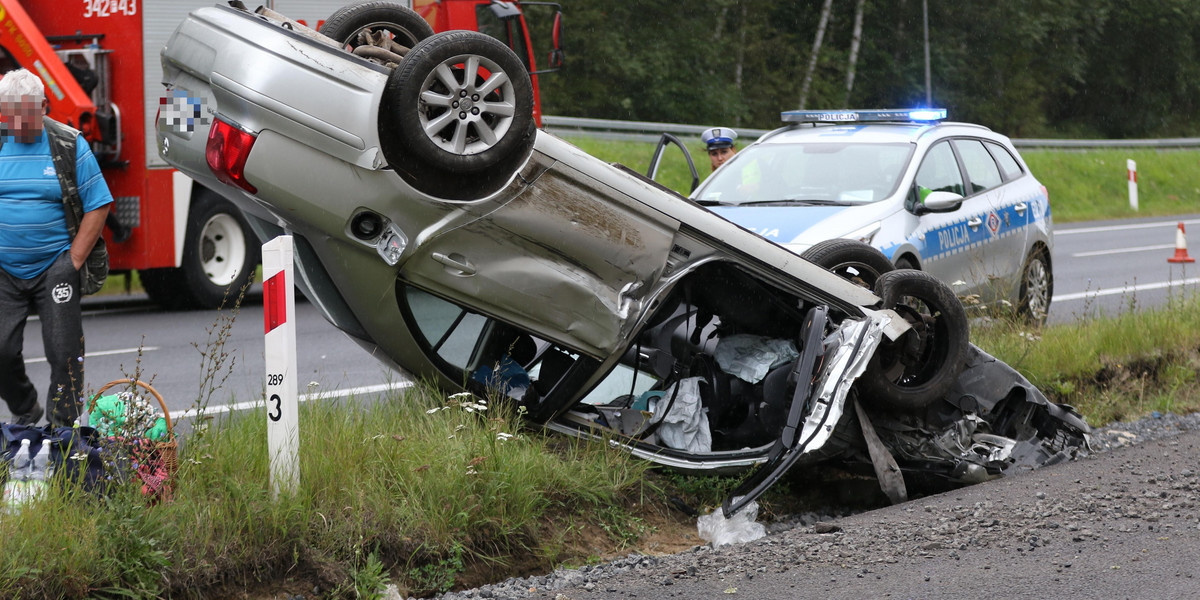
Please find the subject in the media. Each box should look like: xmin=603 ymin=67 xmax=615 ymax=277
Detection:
xmin=1053 ymin=277 xmax=1200 ymax=302
xmin=177 ymin=380 xmax=415 ymax=419
xmin=1072 ymin=244 xmax=1174 ymax=257
xmin=1056 ymin=218 xmax=1200 ymax=236
xmin=26 ymin=346 xmax=160 ymax=364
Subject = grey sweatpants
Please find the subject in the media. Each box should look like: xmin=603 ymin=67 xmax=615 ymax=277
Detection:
xmin=0 ymin=251 xmax=84 ymax=427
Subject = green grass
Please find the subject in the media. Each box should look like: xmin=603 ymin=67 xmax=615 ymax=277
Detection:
xmin=558 ymin=136 xmax=1200 ymax=224
xmin=0 ymin=385 xmax=652 ymax=599
xmin=1022 ymin=148 xmax=1200 ymax=222
xmin=972 ymin=291 xmax=1200 ymax=425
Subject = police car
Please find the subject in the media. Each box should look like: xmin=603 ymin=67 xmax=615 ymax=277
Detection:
xmin=694 ymin=109 xmax=1053 ymax=322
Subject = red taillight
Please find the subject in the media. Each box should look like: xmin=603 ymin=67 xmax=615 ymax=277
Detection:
xmin=206 ymin=119 xmax=258 ymax=194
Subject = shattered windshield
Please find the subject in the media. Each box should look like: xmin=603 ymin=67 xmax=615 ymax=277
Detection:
xmin=694 ymin=142 xmax=915 ymax=207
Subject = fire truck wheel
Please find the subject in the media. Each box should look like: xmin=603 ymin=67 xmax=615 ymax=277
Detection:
xmin=378 ymin=31 xmax=535 ymax=198
xmin=141 ymin=193 xmax=260 ymax=310
xmin=857 ymin=270 xmax=969 ymax=414
xmin=319 ymin=1 xmax=434 ymax=58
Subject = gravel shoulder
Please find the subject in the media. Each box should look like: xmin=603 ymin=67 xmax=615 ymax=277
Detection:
xmin=437 ymin=414 xmax=1200 ymax=600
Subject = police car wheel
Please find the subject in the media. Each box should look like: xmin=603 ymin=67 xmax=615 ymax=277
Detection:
xmin=800 ymin=239 xmax=895 ymax=290
xmin=1017 ymin=248 xmax=1052 ymax=325
xmin=858 ymin=270 xmax=969 ymax=413
xmin=319 ymin=1 xmax=434 ymax=56
xmin=379 ymin=31 xmax=535 ymax=196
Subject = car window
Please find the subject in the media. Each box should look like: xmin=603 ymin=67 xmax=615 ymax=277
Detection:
xmin=402 ymin=286 xmax=584 ymax=402
xmin=984 ymin=141 xmax=1024 ymax=180
xmin=955 ymin=139 xmax=1004 ymax=195
xmin=695 ymin=142 xmax=913 ymax=206
xmin=913 ymin=141 xmax=965 ymax=200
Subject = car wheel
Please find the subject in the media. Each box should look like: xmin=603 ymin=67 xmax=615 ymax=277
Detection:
xmin=319 ymin=1 xmax=434 ymax=61
xmin=379 ymin=31 xmax=535 ymax=197
xmin=1018 ymin=248 xmax=1053 ymax=324
xmin=800 ymin=239 xmax=895 ymax=289
xmin=858 ymin=270 xmax=969 ymax=413
xmin=141 ymin=192 xmax=260 ymax=310
xmin=893 ymin=254 xmax=918 ymax=271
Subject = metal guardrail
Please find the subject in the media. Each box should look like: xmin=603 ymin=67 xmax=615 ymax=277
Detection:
xmin=541 ymin=115 xmax=1200 ymax=149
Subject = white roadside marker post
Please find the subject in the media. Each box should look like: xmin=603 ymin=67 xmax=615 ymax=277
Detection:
xmin=1127 ymin=159 xmax=1138 ymax=211
xmin=263 ymin=236 xmax=299 ymax=497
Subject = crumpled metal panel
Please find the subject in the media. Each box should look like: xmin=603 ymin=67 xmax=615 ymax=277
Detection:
xmin=402 ymin=161 xmax=680 ymax=357
xmin=870 ymin=345 xmax=1091 ymax=482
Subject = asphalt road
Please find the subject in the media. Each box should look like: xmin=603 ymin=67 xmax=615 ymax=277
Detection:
xmin=1049 ymin=213 xmax=1200 ymax=324
xmin=2 ymin=293 xmax=412 ymax=427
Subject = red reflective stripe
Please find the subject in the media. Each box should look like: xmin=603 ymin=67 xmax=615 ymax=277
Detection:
xmin=264 ymin=271 xmax=287 ymax=334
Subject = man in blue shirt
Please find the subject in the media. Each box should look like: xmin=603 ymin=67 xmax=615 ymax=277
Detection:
xmin=0 ymin=69 xmax=113 ymax=427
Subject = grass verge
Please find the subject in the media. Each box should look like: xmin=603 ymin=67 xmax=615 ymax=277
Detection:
xmin=0 ymin=386 xmax=652 ymax=599
xmin=973 ymin=292 xmax=1200 ymax=425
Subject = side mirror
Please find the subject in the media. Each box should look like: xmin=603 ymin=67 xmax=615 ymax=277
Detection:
xmin=916 ymin=190 xmax=963 ymax=214
xmin=523 ymin=4 xmax=564 ymax=74
xmin=547 ymin=11 xmax=564 ymax=69
xmin=489 ymin=1 xmax=522 ymax=19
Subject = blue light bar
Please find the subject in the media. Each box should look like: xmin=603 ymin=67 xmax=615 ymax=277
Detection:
xmin=781 ymin=108 xmax=948 ymax=124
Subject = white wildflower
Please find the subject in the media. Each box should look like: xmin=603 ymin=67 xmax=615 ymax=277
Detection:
xmin=496 ymin=432 xmax=514 ymax=442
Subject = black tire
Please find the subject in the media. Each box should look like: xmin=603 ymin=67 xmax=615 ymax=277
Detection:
xmin=1017 ymin=248 xmax=1053 ymax=324
xmin=857 ymin=270 xmax=969 ymax=413
xmin=141 ymin=192 xmax=260 ymax=310
xmin=319 ymin=1 xmax=434 ymax=53
xmin=379 ymin=31 xmax=535 ymax=197
xmin=893 ymin=254 xmax=918 ymax=271
xmin=800 ymin=239 xmax=895 ymax=289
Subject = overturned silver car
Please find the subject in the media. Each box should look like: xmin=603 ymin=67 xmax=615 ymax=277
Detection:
xmin=156 ymin=2 xmax=1089 ymax=514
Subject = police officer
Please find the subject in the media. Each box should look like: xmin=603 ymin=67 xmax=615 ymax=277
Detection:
xmin=700 ymin=127 xmax=738 ymax=172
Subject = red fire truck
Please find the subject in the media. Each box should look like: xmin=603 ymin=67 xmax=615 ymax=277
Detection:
xmin=0 ymin=0 xmax=562 ymax=309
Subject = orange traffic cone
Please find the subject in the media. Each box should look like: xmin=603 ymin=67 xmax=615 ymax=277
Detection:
xmin=1168 ymin=222 xmax=1195 ymax=263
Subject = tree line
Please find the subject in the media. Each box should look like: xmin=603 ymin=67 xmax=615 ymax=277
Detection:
xmin=536 ymin=0 xmax=1200 ymax=138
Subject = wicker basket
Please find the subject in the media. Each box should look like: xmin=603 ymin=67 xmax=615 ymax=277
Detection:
xmin=91 ymin=379 xmax=178 ymax=484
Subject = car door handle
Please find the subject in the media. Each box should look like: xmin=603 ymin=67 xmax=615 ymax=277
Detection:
xmin=1014 ymin=202 xmax=1028 ymax=215
xmin=432 ymin=252 xmax=476 ymax=276
xmin=967 ymin=217 xmax=982 ymax=230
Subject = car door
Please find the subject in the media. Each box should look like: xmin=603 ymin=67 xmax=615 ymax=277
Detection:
xmin=908 ymin=140 xmax=987 ymax=300
xmin=951 ymin=138 xmax=1027 ymax=305
xmin=400 ymin=157 xmax=682 ymax=359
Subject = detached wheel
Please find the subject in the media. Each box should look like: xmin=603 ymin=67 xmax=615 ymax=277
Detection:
xmin=858 ymin=270 xmax=969 ymax=413
xmin=801 ymin=239 xmax=895 ymax=289
xmin=319 ymin=1 xmax=434 ymax=60
xmin=1017 ymin=248 xmax=1052 ymax=324
xmin=379 ymin=30 xmax=535 ymax=197
xmin=141 ymin=193 xmax=260 ymax=310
